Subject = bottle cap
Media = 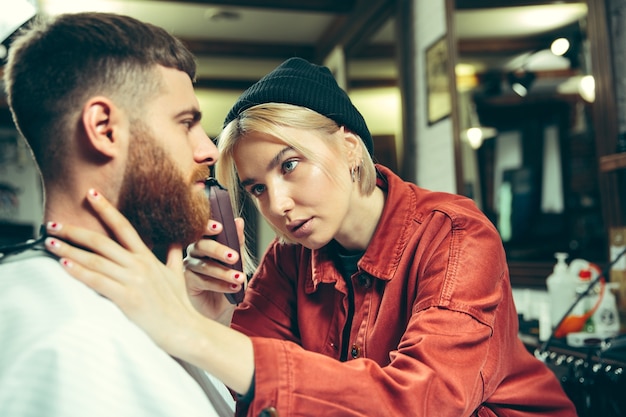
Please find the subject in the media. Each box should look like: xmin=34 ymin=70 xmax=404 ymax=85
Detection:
xmin=579 ymin=269 xmax=592 ymax=281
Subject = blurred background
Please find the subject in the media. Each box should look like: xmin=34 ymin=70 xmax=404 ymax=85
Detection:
xmin=0 ymin=0 xmax=618 ymax=285
xmin=4 ymin=3 xmax=626 ymax=414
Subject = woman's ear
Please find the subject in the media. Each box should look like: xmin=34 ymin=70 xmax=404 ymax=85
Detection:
xmin=341 ymin=126 xmax=364 ymax=162
xmin=81 ymin=96 xmax=124 ymax=158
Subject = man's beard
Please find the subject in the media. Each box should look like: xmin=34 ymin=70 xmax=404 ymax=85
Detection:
xmin=117 ymin=123 xmax=210 ymax=248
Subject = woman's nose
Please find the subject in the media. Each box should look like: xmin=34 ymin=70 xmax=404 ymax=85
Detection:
xmin=267 ymin=185 xmax=294 ymax=217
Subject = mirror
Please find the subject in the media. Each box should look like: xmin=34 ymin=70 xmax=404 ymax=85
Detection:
xmin=452 ymin=0 xmax=607 ymax=281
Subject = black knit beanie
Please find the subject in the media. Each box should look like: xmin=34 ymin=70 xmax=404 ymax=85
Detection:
xmin=223 ymin=57 xmax=373 ymax=156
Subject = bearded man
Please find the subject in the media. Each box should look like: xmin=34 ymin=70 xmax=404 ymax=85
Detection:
xmin=0 ymin=12 xmax=231 ymax=417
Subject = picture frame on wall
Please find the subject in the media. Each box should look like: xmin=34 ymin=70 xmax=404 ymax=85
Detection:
xmin=425 ymin=35 xmax=452 ymax=125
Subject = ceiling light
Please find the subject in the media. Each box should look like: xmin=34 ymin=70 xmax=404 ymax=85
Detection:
xmin=0 ymin=0 xmax=36 ymax=43
xmin=551 ymin=38 xmax=571 ymax=56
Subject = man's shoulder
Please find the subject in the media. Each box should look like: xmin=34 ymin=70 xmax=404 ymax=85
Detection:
xmin=0 ymin=254 xmax=154 ymax=358
xmin=0 ymin=256 xmax=221 ymax=417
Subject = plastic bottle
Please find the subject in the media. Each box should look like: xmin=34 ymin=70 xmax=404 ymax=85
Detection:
xmin=593 ymin=282 xmax=621 ymax=339
xmin=546 ymin=252 xmax=577 ymax=328
xmin=569 ymin=258 xmax=593 ymax=280
xmin=573 ymin=269 xmax=597 ymax=333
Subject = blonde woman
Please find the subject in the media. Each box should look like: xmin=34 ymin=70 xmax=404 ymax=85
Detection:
xmin=46 ymin=58 xmax=576 ymax=417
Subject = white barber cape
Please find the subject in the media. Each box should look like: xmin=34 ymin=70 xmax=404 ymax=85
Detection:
xmin=0 ymin=253 xmax=234 ymax=417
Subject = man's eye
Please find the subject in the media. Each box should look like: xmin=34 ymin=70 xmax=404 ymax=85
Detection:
xmin=282 ymin=160 xmax=298 ymax=173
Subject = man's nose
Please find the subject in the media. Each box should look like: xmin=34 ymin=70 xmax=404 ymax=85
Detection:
xmin=193 ymin=130 xmax=219 ymax=166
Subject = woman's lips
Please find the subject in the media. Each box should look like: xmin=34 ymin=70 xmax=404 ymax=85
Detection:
xmin=288 ymin=218 xmax=313 ymax=239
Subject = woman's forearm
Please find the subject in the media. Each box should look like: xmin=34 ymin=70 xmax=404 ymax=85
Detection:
xmin=173 ymin=311 xmax=255 ymax=395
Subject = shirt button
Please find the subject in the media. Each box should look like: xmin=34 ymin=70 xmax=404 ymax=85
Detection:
xmin=351 ymin=343 xmax=361 ymax=359
xmin=357 ymin=274 xmax=372 ymax=288
xmin=259 ymin=407 xmax=279 ymax=417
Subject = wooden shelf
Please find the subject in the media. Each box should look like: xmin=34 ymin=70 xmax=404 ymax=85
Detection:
xmin=508 ymin=261 xmax=552 ymax=289
xmin=600 ymin=152 xmax=626 ymax=172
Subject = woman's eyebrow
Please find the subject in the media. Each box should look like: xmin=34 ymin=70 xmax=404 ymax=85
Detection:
xmin=239 ymin=146 xmax=293 ymax=188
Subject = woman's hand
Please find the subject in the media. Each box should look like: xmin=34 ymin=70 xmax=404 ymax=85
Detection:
xmin=46 ymin=189 xmax=255 ymax=394
xmin=44 ymin=189 xmax=242 ymax=346
xmin=184 ymin=218 xmax=247 ymax=324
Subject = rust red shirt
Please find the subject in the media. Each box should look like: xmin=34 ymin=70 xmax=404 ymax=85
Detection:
xmin=231 ymin=165 xmax=576 ymax=417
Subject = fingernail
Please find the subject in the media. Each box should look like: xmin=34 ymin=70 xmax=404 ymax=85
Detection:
xmin=227 ymin=252 xmax=234 ymax=259
xmin=61 ymin=258 xmax=73 ymax=268
xmin=45 ymin=237 xmax=61 ymax=249
xmin=46 ymin=221 xmax=62 ymax=232
xmin=234 ymin=273 xmax=242 ymax=281
xmin=88 ymin=188 xmax=100 ymax=199
xmin=211 ymin=223 xmax=218 ymax=230
xmin=230 ymin=283 xmax=239 ymax=290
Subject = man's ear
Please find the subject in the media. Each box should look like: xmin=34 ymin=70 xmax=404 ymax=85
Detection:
xmin=81 ymin=96 xmax=125 ymax=158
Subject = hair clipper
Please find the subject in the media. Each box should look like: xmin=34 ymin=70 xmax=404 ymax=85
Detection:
xmin=204 ymin=177 xmax=245 ymax=304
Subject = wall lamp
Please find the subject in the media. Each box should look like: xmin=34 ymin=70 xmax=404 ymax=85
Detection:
xmin=551 ymin=37 xmax=571 ymax=56
xmin=550 ymin=33 xmax=582 ymax=69
xmin=508 ymin=70 xmax=536 ymax=97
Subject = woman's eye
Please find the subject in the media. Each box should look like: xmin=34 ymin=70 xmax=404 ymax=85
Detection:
xmin=282 ymin=160 xmax=298 ymax=173
xmin=250 ymin=184 xmax=266 ymax=196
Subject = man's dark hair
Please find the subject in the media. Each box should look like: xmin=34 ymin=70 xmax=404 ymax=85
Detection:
xmin=3 ymin=12 xmax=197 ymax=181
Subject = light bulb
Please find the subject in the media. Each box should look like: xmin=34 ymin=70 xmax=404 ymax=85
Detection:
xmin=466 ymin=127 xmax=484 ymax=149
xmin=551 ymin=38 xmax=570 ymax=56
xmin=579 ymin=75 xmax=595 ymax=103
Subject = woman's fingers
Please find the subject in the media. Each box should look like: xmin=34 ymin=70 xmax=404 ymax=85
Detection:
xmin=83 ymin=189 xmax=152 ymax=253
xmin=185 ymin=254 xmax=231 ymax=278
xmin=60 ymin=255 xmax=126 ymax=300
xmin=234 ymin=217 xmax=245 ymax=253
xmin=182 ymin=219 xmax=246 ymax=311
xmin=183 ymin=268 xmax=236 ymax=321
xmin=187 ymin=236 xmax=240 ymax=266
xmin=45 ymin=237 xmax=127 ymax=297
xmin=184 ymin=267 xmax=241 ymax=293
xmin=45 ymin=189 xmax=158 ymax=270
xmin=44 ymin=228 xmax=129 ymax=275
xmin=46 ymin=222 xmax=135 ymax=268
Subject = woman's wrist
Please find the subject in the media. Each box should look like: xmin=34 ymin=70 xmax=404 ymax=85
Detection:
xmin=214 ymin=302 xmax=236 ymax=326
xmin=170 ymin=312 xmax=255 ymax=395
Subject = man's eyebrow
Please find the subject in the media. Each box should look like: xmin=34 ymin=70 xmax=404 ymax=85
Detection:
xmin=240 ymin=145 xmax=293 ymax=188
xmin=175 ymin=108 xmax=202 ymax=122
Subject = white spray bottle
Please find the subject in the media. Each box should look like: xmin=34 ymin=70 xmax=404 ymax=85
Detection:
xmin=546 ymin=252 xmax=577 ymax=328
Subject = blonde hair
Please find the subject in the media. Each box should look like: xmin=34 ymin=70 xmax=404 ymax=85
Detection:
xmin=216 ymin=103 xmax=376 ymax=244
